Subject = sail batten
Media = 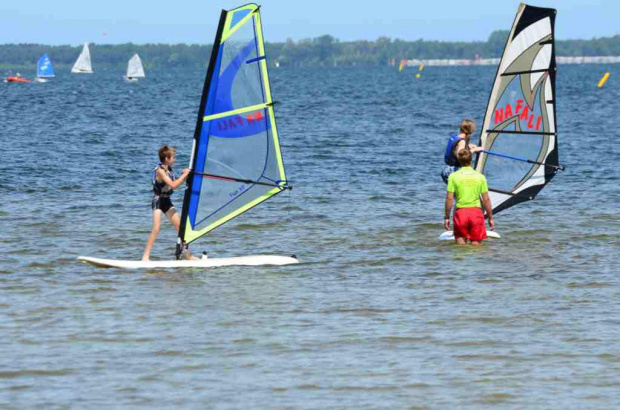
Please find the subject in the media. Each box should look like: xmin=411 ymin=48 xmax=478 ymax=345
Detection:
xmin=475 ymin=3 xmax=559 ymax=215
xmin=203 ymin=102 xmax=269 ymax=121
xmin=246 ymin=56 xmax=266 ymax=64
xmin=485 ymin=129 xmax=556 ymax=136
xmin=178 ymin=4 xmax=288 ymax=247
xmin=501 ymin=68 xmax=549 ymax=76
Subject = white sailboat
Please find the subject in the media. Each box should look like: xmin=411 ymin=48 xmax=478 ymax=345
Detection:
xmin=71 ymin=43 xmax=93 ymax=74
xmin=125 ymin=53 xmax=145 ymax=82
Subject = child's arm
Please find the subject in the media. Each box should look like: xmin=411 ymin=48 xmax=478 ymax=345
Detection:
xmin=157 ymin=168 xmax=191 ymax=190
xmin=457 ymin=139 xmax=482 ymax=153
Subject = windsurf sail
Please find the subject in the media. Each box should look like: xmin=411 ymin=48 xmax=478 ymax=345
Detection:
xmin=177 ymin=3 xmax=290 ymax=255
xmin=37 ymin=54 xmax=55 ymax=78
xmin=71 ymin=43 xmax=93 ymax=74
xmin=126 ymin=53 xmax=145 ymax=79
xmin=475 ymin=4 xmax=560 ymax=215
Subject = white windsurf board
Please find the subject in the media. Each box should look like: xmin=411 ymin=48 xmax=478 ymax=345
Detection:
xmin=439 ymin=230 xmax=501 ymax=241
xmin=78 ymin=255 xmax=299 ymax=269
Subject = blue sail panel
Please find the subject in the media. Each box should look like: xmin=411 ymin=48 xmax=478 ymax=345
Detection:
xmin=37 ymin=54 xmax=55 ymax=77
xmin=230 ymin=9 xmax=252 ymax=28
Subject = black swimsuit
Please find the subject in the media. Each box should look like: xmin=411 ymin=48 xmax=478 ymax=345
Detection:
xmin=152 ymin=196 xmax=175 ymax=214
xmin=151 ymin=165 xmax=176 ymax=214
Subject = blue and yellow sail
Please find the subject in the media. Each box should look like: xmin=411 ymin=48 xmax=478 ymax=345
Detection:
xmin=178 ymin=4 xmax=289 ymax=249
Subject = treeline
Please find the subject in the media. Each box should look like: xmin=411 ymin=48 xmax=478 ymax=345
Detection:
xmin=0 ymin=43 xmax=211 ymax=70
xmin=1 ymin=31 xmax=620 ymax=69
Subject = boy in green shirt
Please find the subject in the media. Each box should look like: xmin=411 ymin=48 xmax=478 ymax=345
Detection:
xmin=445 ymin=149 xmax=495 ymax=245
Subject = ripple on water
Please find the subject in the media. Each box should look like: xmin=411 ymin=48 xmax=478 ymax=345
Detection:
xmin=1 ymin=65 xmax=620 ymax=408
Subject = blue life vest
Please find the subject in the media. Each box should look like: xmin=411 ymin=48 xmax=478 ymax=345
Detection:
xmin=444 ymin=135 xmax=468 ymax=166
xmin=152 ymin=165 xmax=176 ymax=197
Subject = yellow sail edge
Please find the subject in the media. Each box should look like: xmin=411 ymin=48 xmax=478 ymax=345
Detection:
xmin=184 ymin=187 xmax=282 ymax=244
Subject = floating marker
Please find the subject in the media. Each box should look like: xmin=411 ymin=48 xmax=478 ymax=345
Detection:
xmin=416 ymin=62 xmax=424 ymax=78
xmin=598 ymin=71 xmax=610 ymax=88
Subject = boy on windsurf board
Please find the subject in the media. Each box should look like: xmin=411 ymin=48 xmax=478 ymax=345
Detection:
xmin=441 ymin=119 xmax=483 ymax=183
xmin=444 ymin=149 xmax=494 ymax=245
xmin=142 ymin=145 xmax=197 ymax=261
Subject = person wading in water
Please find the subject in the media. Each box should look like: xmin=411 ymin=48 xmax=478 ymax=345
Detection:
xmin=444 ymin=149 xmax=495 ymax=245
xmin=441 ymin=119 xmax=482 ymax=184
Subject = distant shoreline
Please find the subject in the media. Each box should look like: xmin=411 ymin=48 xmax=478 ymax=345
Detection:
xmin=1 ymin=32 xmax=619 ymax=68
xmin=397 ymin=56 xmax=620 ymax=67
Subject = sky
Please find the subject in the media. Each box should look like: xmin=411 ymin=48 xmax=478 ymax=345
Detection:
xmin=1 ymin=0 xmax=617 ymax=45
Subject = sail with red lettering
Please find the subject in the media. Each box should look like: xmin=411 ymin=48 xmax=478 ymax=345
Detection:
xmin=475 ymin=4 xmax=560 ymax=214
xmin=176 ymin=4 xmax=290 ymax=256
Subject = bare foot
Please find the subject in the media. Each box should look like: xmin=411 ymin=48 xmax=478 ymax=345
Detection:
xmin=182 ymin=250 xmax=199 ymax=261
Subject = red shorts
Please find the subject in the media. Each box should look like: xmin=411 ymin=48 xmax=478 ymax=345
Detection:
xmin=453 ymin=207 xmax=487 ymax=242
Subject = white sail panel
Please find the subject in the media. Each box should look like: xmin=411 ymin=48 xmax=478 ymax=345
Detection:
xmin=126 ymin=54 xmax=145 ymax=78
xmin=475 ymin=4 xmax=560 ymax=215
xmin=500 ymin=17 xmax=552 ymax=72
xmin=71 ymin=43 xmax=93 ymax=74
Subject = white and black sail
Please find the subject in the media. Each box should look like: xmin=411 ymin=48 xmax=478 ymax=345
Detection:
xmin=475 ymin=4 xmax=561 ymax=215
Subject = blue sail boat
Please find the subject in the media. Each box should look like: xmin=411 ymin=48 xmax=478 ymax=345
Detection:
xmin=35 ymin=54 xmax=55 ymax=82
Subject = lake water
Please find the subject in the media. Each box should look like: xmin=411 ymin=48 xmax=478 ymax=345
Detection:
xmin=1 ymin=64 xmax=619 ymax=408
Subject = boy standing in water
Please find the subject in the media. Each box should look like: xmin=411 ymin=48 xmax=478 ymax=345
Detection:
xmin=444 ymin=149 xmax=495 ymax=245
xmin=142 ymin=145 xmax=194 ymax=261
xmin=441 ymin=119 xmax=482 ymax=183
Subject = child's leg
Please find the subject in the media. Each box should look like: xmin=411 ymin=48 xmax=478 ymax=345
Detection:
xmin=142 ymin=210 xmax=163 ymax=261
xmin=166 ymin=208 xmax=181 ymax=232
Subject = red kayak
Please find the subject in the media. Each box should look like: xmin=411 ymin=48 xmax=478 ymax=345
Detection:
xmin=6 ymin=76 xmax=32 ymax=83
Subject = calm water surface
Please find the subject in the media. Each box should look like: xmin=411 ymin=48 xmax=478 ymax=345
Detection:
xmin=1 ymin=64 xmax=619 ymax=408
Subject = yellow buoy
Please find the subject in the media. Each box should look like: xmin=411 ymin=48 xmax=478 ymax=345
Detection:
xmin=598 ymin=72 xmax=610 ymax=88
xmin=398 ymin=59 xmax=406 ymax=72
xmin=416 ymin=73 xmax=421 ymax=78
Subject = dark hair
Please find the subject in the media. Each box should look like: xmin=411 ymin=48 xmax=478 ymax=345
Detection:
xmin=457 ymin=148 xmax=472 ymax=166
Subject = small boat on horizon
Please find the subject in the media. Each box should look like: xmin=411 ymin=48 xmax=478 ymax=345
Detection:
xmin=72 ymin=43 xmax=93 ymax=74
xmin=35 ymin=53 xmax=55 ymax=83
xmin=5 ymin=73 xmax=31 ymax=84
xmin=125 ymin=53 xmax=145 ymax=82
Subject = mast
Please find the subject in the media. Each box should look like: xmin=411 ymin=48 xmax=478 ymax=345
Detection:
xmin=176 ymin=9 xmax=228 ymax=259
